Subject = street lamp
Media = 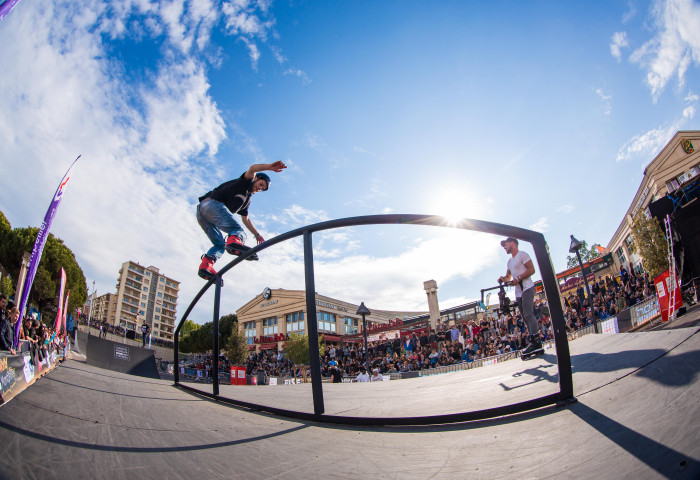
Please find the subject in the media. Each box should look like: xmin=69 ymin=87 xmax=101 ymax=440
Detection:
xmin=569 ymin=235 xmax=598 ymax=333
xmin=357 ymin=302 xmax=371 ymax=369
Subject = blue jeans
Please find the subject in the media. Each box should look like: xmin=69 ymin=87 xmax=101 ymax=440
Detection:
xmin=196 ymin=198 xmax=245 ymax=261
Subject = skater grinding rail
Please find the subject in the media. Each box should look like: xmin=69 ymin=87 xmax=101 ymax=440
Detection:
xmin=196 ymin=161 xmax=287 ymax=280
xmin=497 ymin=237 xmax=544 ymax=359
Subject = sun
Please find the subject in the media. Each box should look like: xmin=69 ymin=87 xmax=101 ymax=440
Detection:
xmin=433 ymin=189 xmax=475 ymax=224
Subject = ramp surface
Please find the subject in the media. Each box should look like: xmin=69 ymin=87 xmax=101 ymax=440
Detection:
xmin=0 ymin=326 xmax=698 ymax=480
xmin=85 ymin=334 xmax=160 ymax=379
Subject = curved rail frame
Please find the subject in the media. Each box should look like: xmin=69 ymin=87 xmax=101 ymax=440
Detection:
xmin=173 ymin=214 xmax=575 ymax=425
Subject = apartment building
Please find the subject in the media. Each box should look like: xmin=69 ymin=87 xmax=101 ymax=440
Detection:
xmin=92 ymin=292 xmax=117 ymax=325
xmin=113 ymin=261 xmax=180 ymax=341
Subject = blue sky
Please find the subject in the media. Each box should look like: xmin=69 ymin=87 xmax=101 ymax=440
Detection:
xmin=0 ymin=0 xmax=698 ymax=323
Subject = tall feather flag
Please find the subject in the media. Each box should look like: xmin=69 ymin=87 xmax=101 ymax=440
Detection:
xmin=0 ymin=0 xmax=22 ymax=23
xmin=14 ymin=156 xmax=80 ymax=347
xmin=62 ymin=290 xmax=71 ymax=334
xmin=54 ymin=268 xmax=66 ymax=333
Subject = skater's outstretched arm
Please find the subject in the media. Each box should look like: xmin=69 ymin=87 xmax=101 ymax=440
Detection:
xmin=244 ymin=161 xmax=287 ymax=180
xmin=241 ymin=216 xmax=265 ymax=244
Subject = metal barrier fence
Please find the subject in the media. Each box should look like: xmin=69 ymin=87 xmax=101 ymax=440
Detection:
xmin=173 ymin=214 xmax=575 ymax=425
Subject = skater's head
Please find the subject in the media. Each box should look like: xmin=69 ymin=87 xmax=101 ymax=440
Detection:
xmin=500 ymin=237 xmax=518 ymax=255
xmin=253 ymin=173 xmax=271 ymax=192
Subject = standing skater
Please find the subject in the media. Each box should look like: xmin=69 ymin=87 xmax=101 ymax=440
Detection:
xmin=497 ymin=237 xmax=543 ymax=358
xmin=197 ymin=161 xmax=287 ymax=280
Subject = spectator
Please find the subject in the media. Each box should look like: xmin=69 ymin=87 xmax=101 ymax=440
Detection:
xmin=0 ymin=306 xmax=19 ymax=354
xmin=355 ymin=367 xmax=370 ymax=382
xmin=370 ymin=368 xmax=384 ymax=382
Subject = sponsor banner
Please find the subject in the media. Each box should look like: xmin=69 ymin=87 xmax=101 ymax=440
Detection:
xmin=0 ymin=356 xmax=17 ymax=398
xmin=601 ymin=317 xmax=619 ymax=334
xmin=367 ymin=329 xmax=400 ymax=343
xmin=114 ymin=345 xmax=130 ymax=361
xmin=0 ymin=351 xmax=62 ymax=404
xmin=654 ymin=270 xmax=682 ymax=322
xmin=631 ymin=295 xmax=661 ymax=326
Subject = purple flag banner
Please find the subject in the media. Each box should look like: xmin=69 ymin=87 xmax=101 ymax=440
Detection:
xmin=14 ymin=156 xmax=80 ymax=347
xmin=0 ymin=0 xmax=22 ymax=24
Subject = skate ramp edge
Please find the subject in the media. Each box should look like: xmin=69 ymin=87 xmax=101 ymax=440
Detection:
xmin=85 ymin=334 xmax=160 ymax=379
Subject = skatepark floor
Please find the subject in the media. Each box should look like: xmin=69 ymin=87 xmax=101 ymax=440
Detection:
xmin=0 ymin=322 xmax=698 ymax=479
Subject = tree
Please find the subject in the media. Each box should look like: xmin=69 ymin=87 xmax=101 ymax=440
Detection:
xmin=224 ymin=323 xmax=249 ymax=366
xmin=629 ymin=211 xmax=668 ymax=278
xmin=218 ymin=314 xmax=238 ymax=343
xmin=0 ymin=211 xmax=87 ymax=321
xmin=180 ymin=319 xmax=198 ymax=337
xmin=283 ymin=333 xmax=325 ymax=383
xmin=0 ymin=276 xmax=14 ymax=298
xmin=566 ymin=240 xmax=604 ymax=268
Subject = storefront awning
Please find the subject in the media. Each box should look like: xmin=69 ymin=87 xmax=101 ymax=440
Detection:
xmin=260 ymin=343 xmax=277 ymax=350
xmin=322 ymin=334 xmax=341 ymax=342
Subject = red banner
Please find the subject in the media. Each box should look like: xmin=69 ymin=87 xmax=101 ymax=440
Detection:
xmin=654 ymin=270 xmax=682 ymax=322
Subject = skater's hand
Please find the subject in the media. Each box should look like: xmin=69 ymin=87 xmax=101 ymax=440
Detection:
xmin=270 ymin=160 xmax=287 ymax=172
xmin=255 ymin=234 xmax=265 ymax=244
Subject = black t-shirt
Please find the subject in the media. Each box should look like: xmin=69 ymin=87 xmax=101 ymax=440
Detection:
xmin=199 ymin=172 xmax=254 ymax=216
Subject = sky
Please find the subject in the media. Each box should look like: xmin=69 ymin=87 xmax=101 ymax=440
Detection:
xmin=0 ymin=0 xmax=699 ymax=325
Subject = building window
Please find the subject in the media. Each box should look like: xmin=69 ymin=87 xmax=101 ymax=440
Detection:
xmin=616 ymin=246 xmax=627 ymax=265
xmin=317 ymin=311 xmax=336 ymax=333
xmin=343 ymin=316 xmax=358 ymax=334
xmin=263 ymin=317 xmax=278 ymax=335
xmin=157 ymin=292 xmax=163 ymax=297
xmin=624 ymin=235 xmax=635 ymax=253
xmin=244 ymin=321 xmax=256 ymax=345
xmin=155 ymin=307 xmax=161 ymax=313
xmin=286 ymin=312 xmax=305 ymax=334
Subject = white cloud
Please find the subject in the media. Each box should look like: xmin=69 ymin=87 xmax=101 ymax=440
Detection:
xmin=622 ymin=1 xmax=637 ymax=23
xmin=684 ymin=91 xmax=699 ymax=102
xmin=528 ymin=217 xmax=549 ymax=233
xmin=595 ymin=88 xmax=613 ymax=115
xmin=616 ymin=124 xmax=677 ymax=163
xmin=630 ymin=0 xmax=700 ymax=101
xmin=556 ymin=205 xmax=575 ymax=214
xmin=0 ymin=0 xmax=282 ymax=324
xmin=683 ymin=105 xmax=696 ymax=119
xmin=283 ymin=68 xmax=311 ymax=85
xmin=610 ymin=31 xmax=629 ymax=60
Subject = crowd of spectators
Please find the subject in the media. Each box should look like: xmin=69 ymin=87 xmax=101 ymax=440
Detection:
xmin=0 ymin=294 xmax=70 ymax=367
xmin=183 ymin=267 xmax=658 ymax=383
xmin=78 ymin=316 xmax=175 ymax=349
xmin=563 ymin=266 xmax=655 ymax=331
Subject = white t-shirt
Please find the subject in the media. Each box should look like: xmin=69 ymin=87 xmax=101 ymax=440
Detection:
xmin=507 ymin=251 xmax=535 ymax=297
xmin=356 ymin=372 xmax=370 ymax=382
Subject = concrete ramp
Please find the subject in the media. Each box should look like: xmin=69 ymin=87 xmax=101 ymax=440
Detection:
xmin=0 ymin=326 xmax=698 ymax=479
xmin=85 ymin=334 xmax=159 ymax=379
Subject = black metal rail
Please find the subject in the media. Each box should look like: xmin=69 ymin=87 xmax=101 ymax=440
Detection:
xmin=173 ymin=214 xmax=575 ymax=425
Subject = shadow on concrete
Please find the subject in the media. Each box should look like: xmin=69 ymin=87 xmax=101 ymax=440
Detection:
xmin=570 ymin=401 xmax=699 ymax=479
xmin=59 ymin=364 xmax=168 ymax=386
xmin=498 ymin=363 xmax=559 ymax=391
xmin=0 ymin=419 xmax=309 ymax=453
xmin=42 ymin=376 xmax=202 ymax=403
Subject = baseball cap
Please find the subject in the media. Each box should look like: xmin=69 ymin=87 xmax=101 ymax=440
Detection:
xmin=500 ymin=237 xmax=518 ymax=246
